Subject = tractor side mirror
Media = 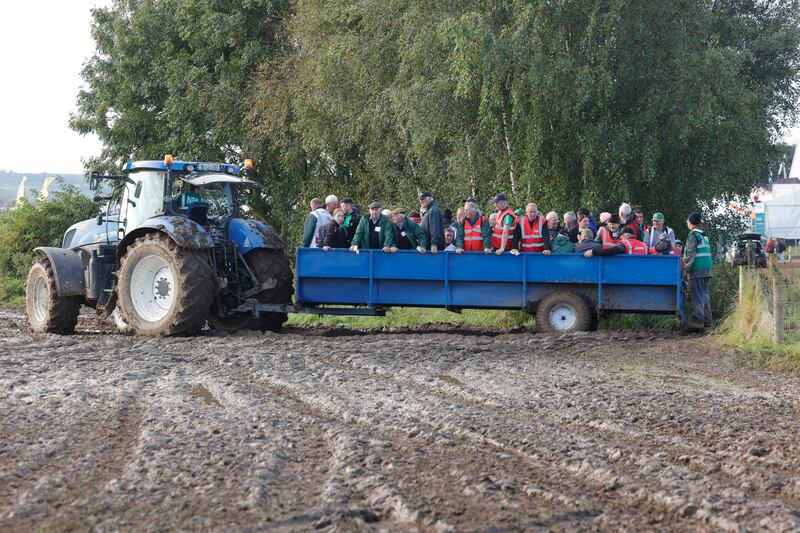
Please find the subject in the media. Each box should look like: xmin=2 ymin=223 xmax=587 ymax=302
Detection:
xmin=89 ymin=172 xmax=101 ymax=191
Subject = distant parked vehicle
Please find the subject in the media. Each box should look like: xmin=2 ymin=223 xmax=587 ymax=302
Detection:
xmin=725 ymin=233 xmax=767 ymax=267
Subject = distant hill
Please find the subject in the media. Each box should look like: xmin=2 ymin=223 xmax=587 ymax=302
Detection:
xmin=0 ymin=171 xmax=91 ymax=207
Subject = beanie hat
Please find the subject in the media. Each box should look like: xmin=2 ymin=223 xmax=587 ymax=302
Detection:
xmin=599 ymin=212 xmax=611 ymax=223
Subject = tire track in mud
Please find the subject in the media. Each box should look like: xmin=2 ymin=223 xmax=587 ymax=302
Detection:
xmin=3 ymin=317 xmax=800 ymax=531
xmin=209 ymin=344 xmax=674 ymax=530
xmin=237 ymin=334 xmax=800 ymax=531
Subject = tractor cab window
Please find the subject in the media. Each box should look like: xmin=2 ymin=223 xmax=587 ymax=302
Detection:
xmin=120 ymin=170 xmax=165 ymax=235
xmin=172 ymin=178 xmax=233 ymax=222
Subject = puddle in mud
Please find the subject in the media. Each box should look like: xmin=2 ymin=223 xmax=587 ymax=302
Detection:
xmin=187 ymin=383 xmax=222 ymax=406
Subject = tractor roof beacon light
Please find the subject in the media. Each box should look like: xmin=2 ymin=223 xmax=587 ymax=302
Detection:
xmin=164 ymin=154 xmax=174 ymax=166
xmin=244 ymin=159 xmax=254 ymax=170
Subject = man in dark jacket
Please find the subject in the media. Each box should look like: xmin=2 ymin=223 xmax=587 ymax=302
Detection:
xmin=419 ymin=191 xmax=445 ymax=253
xmin=574 ymin=229 xmax=601 ymax=253
xmin=350 ymin=202 xmax=396 ymax=252
xmin=340 ymin=198 xmax=360 ymax=246
xmin=391 ymin=209 xmax=428 ymax=252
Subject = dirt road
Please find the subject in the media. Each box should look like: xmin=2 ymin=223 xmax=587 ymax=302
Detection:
xmin=1 ymin=309 xmax=799 ymax=531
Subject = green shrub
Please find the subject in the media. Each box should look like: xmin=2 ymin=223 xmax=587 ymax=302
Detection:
xmin=0 ymin=181 xmax=96 ymax=279
xmin=0 ymin=276 xmax=25 ymax=307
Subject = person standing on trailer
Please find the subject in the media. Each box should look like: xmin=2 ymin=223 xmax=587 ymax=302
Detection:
xmin=350 ymin=202 xmax=396 ymax=252
xmin=340 ymin=198 xmax=360 ymax=246
xmin=391 ymin=209 xmax=428 ymax=253
xmin=455 ymin=201 xmax=492 ymax=254
xmin=490 ymin=193 xmax=518 ymax=254
xmin=302 ymin=198 xmax=331 ymax=248
xmin=513 ymin=203 xmax=550 ymax=255
xmin=419 ymin=191 xmax=445 ymax=253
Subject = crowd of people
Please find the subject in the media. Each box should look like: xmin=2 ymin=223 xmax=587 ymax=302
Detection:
xmin=301 ymin=192 xmax=714 ymax=329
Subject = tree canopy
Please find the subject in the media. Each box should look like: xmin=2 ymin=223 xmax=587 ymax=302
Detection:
xmin=74 ymin=0 xmax=800 ymax=242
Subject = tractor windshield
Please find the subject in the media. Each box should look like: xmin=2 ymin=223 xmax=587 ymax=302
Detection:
xmin=172 ymin=178 xmax=234 ymax=221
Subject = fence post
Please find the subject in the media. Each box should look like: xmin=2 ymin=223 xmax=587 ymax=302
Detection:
xmin=771 ymin=255 xmax=784 ymax=344
xmin=739 ymin=265 xmax=745 ymax=305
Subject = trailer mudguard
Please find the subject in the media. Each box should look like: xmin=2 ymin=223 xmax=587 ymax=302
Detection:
xmin=228 ymin=218 xmax=286 ymax=254
xmin=117 ymin=215 xmax=214 ymax=259
xmin=34 ymin=247 xmax=86 ymax=296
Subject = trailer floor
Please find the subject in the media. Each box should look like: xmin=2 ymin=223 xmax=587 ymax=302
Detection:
xmin=1 ymin=309 xmax=799 ymax=531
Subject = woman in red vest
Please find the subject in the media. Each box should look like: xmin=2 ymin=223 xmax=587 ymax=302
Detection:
xmin=595 ymin=214 xmax=621 ymax=249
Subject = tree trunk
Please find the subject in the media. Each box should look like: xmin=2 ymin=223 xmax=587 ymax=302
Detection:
xmin=499 ymin=83 xmax=516 ymax=195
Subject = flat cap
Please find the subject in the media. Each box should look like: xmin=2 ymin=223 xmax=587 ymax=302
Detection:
xmin=368 ymin=201 xmax=382 ymax=209
xmin=391 ymin=208 xmax=406 ymax=215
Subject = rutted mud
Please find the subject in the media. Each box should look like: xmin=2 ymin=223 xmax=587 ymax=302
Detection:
xmin=1 ymin=309 xmax=799 ymax=531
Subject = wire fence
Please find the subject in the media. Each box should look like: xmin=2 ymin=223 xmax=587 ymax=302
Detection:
xmin=741 ymin=256 xmax=800 ymax=344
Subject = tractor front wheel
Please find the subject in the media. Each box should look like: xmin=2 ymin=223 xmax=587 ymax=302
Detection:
xmin=117 ymin=233 xmax=215 ymax=336
xmin=25 ymin=259 xmax=81 ymax=334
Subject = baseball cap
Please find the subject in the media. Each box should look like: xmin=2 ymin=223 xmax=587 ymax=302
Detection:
xmin=652 ymin=212 xmax=665 ymax=222
xmin=493 ymin=193 xmax=507 ymax=203
xmin=325 ymin=194 xmax=338 ymax=205
xmin=418 ymin=191 xmax=433 ymax=200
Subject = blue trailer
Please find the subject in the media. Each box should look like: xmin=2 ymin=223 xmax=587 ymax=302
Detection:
xmin=243 ymin=249 xmax=683 ymax=333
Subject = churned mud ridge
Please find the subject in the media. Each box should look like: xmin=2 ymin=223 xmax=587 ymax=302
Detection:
xmin=1 ymin=308 xmax=799 ymax=531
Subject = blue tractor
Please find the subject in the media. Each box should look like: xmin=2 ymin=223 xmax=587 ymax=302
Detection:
xmin=25 ymin=156 xmax=293 ymax=336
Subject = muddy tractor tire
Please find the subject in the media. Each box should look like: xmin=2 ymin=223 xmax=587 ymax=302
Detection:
xmin=535 ymin=291 xmax=593 ymax=334
xmin=25 ymin=259 xmax=81 ymax=334
xmin=116 ymin=233 xmax=215 ymax=336
xmin=209 ymin=248 xmax=294 ymax=333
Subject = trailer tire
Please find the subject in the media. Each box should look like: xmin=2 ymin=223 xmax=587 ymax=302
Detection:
xmin=25 ymin=259 xmax=81 ymax=334
xmin=535 ymin=291 xmax=592 ymax=334
xmin=209 ymin=248 xmax=293 ymax=333
xmin=117 ymin=233 xmax=215 ymax=336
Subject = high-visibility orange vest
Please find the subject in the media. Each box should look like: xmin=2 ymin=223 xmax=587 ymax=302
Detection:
xmin=597 ymin=227 xmax=616 ymax=249
xmin=621 ymin=238 xmax=647 ymax=255
xmin=519 ymin=214 xmax=545 ymax=252
xmin=491 ymin=207 xmax=517 ymax=250
xmin=463 ymin=216 xmax=485 ymax=251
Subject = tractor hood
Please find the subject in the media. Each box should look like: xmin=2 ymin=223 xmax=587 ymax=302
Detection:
xmin=181 ymin=173 xmax=259 ymax=187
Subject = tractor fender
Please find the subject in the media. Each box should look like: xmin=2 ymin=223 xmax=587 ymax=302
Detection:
xmin=34 ymin=247 xmax=86 ymax=297
xmin=117 ymin=216 xmax=214 ymax=260
xmin=228 ymin=218 xmax=286 ymax=254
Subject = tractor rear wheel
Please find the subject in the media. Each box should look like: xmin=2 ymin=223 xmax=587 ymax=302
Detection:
xmin=209 ymin=249 xmax=293 ymax=333
xmin=25 ymin=259 xmax=81 ymax=334
xmin=535 ymin=291 xmax=592 ymax=334
xmin=117 ymin=233 xmax=215 ymax=336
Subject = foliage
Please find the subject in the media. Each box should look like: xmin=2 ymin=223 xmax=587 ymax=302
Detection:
xmin=0 ymin=183 xmax=97 ymax=279
xmin=249 ymin=0 xmax=800 ymax=248
xmin=717 ymin=269 xmax=800 ymax=372
xmin=287 ymin=307 xmax=531 ymax=328
xmin=0 ymin=276 xmax=24 ymax=307
xmin=70 ymin=0 xmax=291 ymax=173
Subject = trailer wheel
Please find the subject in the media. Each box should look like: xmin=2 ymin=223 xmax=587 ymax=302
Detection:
xmin=209 ymin=249 xmax=293 ymax=333
xmin=25 ymin=259 xmax=81 ymax=334
xmin=117 ymin=233 xmax=215 ymax=336
xmin=535 ymin=291 xmax=592 ymax=334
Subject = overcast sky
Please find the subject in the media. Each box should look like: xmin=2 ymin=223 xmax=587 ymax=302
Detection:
xmin=0 ymin=2 xmax=798 ymax=175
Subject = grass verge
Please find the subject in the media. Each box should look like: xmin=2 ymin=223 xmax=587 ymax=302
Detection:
xmin=0 ymin=276 xmax=25 ymax=308
xmin=716 ymin=271 xmax=800 ymax=371
xmin=287 ymin=307 xmax=532 ymax=328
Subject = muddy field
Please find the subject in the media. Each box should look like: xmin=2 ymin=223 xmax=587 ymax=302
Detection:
xmin=1 ymin=309 xmax=800 ymax=532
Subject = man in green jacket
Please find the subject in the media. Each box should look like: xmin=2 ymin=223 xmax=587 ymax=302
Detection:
xmin=391 ymin=209 xmax=428 ymax=252
xmin=350 ymin=202 xmax=396 ymax=252
xmin=683 ymin=212 xmax=713 ymax=330
xmin=455 ymin=201 xmax=493 ymax=254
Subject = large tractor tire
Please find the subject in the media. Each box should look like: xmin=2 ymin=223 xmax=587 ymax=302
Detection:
xmin=535 ymin=291 xmax=593 ymax=334
xmin=116 ymin=233 xmax=215 ymax=336
xmin=25 ymin=259 xmax=81 ymax=334
xmin=209 ymin=248 xmax=294 ymax=333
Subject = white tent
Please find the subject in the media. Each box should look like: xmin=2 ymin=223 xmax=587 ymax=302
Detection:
xmin=764 ymin=189 xmax=800 ymax=239
xmin=763 ymin=143 xmax=800 ymax=239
